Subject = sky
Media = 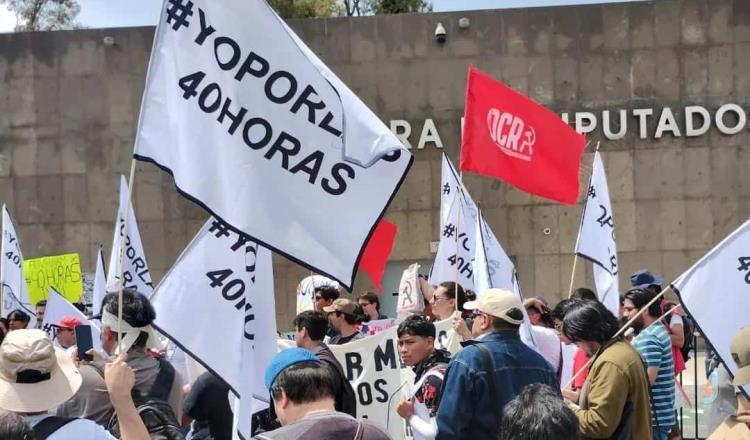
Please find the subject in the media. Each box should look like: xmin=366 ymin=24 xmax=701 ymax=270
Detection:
xmin=0 ymin=0 xmax=651 ymax=33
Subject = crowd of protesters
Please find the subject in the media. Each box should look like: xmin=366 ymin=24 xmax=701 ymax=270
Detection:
xmin=0 ymin=268 xmax=747 ymax=440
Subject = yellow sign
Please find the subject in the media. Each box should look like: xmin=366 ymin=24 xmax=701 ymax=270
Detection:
xmin=23 ymin=253 xmax=83 ymax=306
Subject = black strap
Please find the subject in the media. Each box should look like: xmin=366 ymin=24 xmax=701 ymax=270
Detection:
xmin=33 ymin=416 xmax=78 ymax=439
xmin=475 ymin=344 xmax=499 ymax=432
xmin=89 ymin=356 xmax=175 ymax=402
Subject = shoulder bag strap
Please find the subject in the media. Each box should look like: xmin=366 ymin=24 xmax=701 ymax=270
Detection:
xmin=475 ymin=344 xmax=499 ymax=431
xmin=33 ymin=416 xmax=78 ymax=440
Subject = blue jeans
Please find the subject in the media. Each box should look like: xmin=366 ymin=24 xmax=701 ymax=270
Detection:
xmin=653 ymin=425 xmax=672 ymax=440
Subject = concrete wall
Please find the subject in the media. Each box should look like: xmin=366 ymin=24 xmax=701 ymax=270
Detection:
xmin=0 ymin=0 xmax=748 ymax=328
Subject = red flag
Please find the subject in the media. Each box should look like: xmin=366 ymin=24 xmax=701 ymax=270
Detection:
xmin=460 ymin=66 xmax=586 ymax=204
xmin=358 ymin=219 xmax=398 ymax=293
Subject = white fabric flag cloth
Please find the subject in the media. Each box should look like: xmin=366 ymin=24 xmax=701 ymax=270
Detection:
xmin=473 ymin=216 xmax=537 ymax=350
xmin=430 ymin=155 xmax=478 ymax=290
xmin=106 ymin=175 xmax=154 ymax=297
xmin=42 ymin=288 xmax=102 ymax=352
xmin=1 ymin=205 xmax=33 ymax=315
xmin=672 ymin=219 xmax=750 ymax=397
xmin=296 ymin=275 xmax=338 ymax=314
xmin=574 ymin=151 xmax=620 ymax=316
xmin=92 ymin=247 xmax=107 ymax=315
xmin=152 ymin=218 xmax=276 ymax=440
xmin=133 ymin=0 xmax=411 ymax=289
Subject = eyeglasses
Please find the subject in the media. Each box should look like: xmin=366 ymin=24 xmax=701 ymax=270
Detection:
xmin=431 ymin=296 xmax=450 ymax=304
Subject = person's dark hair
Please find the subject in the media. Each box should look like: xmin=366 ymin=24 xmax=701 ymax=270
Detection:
xmin=357 ymin=292 xmax=380 ymax=312
xmin=397 ymin=315 xmax=436 ymax=339
xmin=35 ymin=300 xmax=47 ymax=308
xmin=571 ymin=288 xmax=597 ymax=302
xmin=7 ymin=309 xmax=30 ymax=324
xmin=562 ymin=299 xmax=620 ymax=344
xmin=293 ymin=311 xmax=328 ymax=342
xmin=0 ymin=410 xmax=34 ymax=440
xmin=335 ymin=305 xmax=365 ymax=326
xmin=465 ymin=290 xmax=477 ymax=302
xmin=551 ymin=299 xmax=574 ymax=322
xmin=623 ymin=288 xmax=660 ymax=318
xmin=270 ymin=361 xmax=336 ymax=404
xmin=101 ymin=288 xmax=156 ymax=348
xmin=314 ymin=286 xmax=339 ymax=302
xmin=438 ymin=281 xmax=467 ymax=311
xmin=499 ymin=383 xmax=579 ymax=440
xmin=489 ymin=308 xmax=523 ymax=331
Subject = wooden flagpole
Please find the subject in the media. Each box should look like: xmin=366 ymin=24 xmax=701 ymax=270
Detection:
xmin=562 ymin=285 xmax=671 ymax=391
xmin=116 ymin=159 xmax=138 ymax=354
xmin=567 ymin=141 xmax=597 ymax=299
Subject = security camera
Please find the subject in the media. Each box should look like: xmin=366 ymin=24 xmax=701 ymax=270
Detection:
xmin=435 ymin=22 xmax=446 ymax=44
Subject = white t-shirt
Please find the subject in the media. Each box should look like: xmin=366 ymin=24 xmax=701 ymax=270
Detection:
xmin=25 ymin=413 xmax=116 ymax=439
xmin=530 ymin=325 xmax=561 ymax=371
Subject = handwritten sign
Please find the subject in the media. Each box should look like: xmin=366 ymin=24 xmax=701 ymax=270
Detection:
xmin=23 ymin=253 xmax=83 ymax=305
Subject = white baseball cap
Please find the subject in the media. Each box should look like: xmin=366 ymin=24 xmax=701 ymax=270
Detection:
xmin=463 ymin=288 xmax=524 ymax=325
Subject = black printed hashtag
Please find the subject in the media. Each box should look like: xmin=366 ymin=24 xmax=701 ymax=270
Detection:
xmin=166 ymin=0 xmax=194 ymax=31
xmin=443 ymin=224 xmax=456 ymax=239
xmin=209 ymin=220 xmax=231 ymax=238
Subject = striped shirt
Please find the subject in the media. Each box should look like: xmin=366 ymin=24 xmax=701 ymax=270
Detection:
xmin=634 ymin=324 xmax=676 ymax=428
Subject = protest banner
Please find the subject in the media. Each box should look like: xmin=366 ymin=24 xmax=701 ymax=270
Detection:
xmin=460 ymin=66 xmax=586 ymax=204
xmin=23 ymin=253 xmax=83 ymax=306
xmin=107 ymin=175 xmax=154 ymax=297
xmin=296 ymin=274 xmax=338 ymax=314
xmin=672 ymin=219 xmax=750 ymax=397
xmin=361 ymin=318 xmax=397 ymax=336
xmin=396 ymin=263 xmax=424 ymax=317
xmin=152 ymin=218 xmax=277 ymax=439
xmin=91 ymin=247 xmax=106 ymax=315
xmin=133 ymin=0 xmax=412 ymax=289
xmin=1 ymin=205 xmax=33 ymax=315
xmin=574 ymin=150 xmax=620 ymax=316
xmin=42 ymin=288 xmax=102 ymax=352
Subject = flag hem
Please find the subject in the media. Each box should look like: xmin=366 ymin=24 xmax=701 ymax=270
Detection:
xmin=133 ymin=153 xmax=414 ymax=290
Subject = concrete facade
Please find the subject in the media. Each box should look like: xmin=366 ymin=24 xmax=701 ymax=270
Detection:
xmin=0 ymin=0 xmax=749 ymax=327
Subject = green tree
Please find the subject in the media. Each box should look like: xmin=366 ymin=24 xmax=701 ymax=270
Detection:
xmin=268 ymin=0 xmax=344 ymax=19
xmin=363 ymin=0 xmax=432 ymax=14
xmin=1 ymin=0 xmax=80 ymax=31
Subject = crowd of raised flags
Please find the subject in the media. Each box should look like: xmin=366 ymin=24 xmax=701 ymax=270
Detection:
xmin=0 ymin=0 xmax=749 ymax=439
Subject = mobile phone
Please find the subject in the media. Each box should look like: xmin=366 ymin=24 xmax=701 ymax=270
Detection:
xmin=75 ymin=325 xmax=94 ymax=362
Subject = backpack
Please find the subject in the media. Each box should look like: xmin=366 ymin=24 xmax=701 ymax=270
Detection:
xmin=662 ymin=301 xmax=696 ymax=361
xmin=93 ymin=357 xmax=185 ymax=440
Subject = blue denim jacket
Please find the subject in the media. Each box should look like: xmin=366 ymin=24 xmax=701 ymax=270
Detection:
xmin=435 ymin=330 xmax=559 ymax=439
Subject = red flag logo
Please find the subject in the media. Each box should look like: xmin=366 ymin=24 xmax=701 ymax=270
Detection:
xmin=460 ymin=66 xmax=585 ymax=204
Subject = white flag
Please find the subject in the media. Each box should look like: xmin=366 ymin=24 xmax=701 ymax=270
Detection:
xmin=42 ymin=288 xmax=102 ymax=352
xmin=92 ymin=247 xmax=106 ymax=315
xmin=107 ymin=175 xmax=154 ymax=297
xmin=1 ymin=205 xmax=33 ymax=315
xmin=430 ymin=155 xmax=477 ymax=290
xmin=672 ymin=220 xmax=750 ymax=396
xmin=133 ymin=0 xmax=411 ymax=288
xmin=473 ymin=216 xmax=537 ymax=350
xmin=152 ymin=218 xmax=276 ymax=439
xmin=574 ymin=151 xmax=619 ymax=316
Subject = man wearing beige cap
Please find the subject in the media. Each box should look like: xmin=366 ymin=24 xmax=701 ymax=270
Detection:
xmin=707 ymin=326 xmax=750 ymax=439
xmin=324 ymin=298 xmax=364 ymax=345
xmin=435 ymin=288 xmax=558 ymax=440
xmin=0 ymin=329 xmax=149 ymax=439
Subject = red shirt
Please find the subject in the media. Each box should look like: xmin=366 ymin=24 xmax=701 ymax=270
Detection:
xmin=573 ymin=347 xmax=590 ymax=390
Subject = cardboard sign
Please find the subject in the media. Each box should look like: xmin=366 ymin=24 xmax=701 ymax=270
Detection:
xmin=23 ymin=253 xmax=82 ymax=305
